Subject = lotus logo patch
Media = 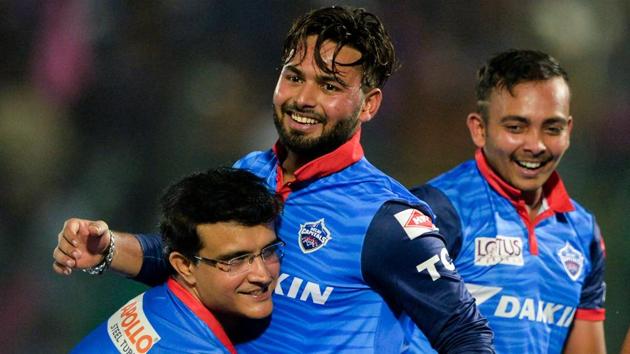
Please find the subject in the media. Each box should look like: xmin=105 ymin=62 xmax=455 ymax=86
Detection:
xmin=298 ymin=218 xmax=332 ymax=253
xmin=474 ymin=235 xmax=524 ymax=266
xmin=394 ymin=208 xmax=438 ymax=240
xmin=557 ymin=242 xmax=584 ymax=281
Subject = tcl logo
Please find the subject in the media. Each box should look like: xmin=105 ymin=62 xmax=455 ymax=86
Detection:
xmin=416 ymin=248 xmax=455 ymax=281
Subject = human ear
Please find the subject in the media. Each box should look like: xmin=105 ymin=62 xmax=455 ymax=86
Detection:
xmin=467 ymin=112 xmax=486 ymax=148
xmin=358 ymin=88 xmax=382 ymax=123
xmin=169 ymin=252 xmax=196 ymax=286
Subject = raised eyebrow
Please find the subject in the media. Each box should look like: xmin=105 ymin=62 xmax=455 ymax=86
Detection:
xmin=283 ymin=65 xmax=303 ymax=77
xmin=284 ymin=64 xmax=348 ymax=88
xmin=214 ymin=250 xmax=250 ymax=262
xmin=315 ymin=67 xmax=351 ymax=88
xmin=542 ymin=117 xmax=570 ymax=126
xmin=216 ymin=238 xmax=282 ymax=260
xmin=319 ymin=75 xmax=349 ymax=89
xmin=263 ymin=238 xmax=283 ymax=249
xmin=499 ymin=115 xmax=529 ymax=124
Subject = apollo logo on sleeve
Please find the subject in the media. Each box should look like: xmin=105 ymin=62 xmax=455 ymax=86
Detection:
xmin=107 ymin=293 xmax=160 ymax=354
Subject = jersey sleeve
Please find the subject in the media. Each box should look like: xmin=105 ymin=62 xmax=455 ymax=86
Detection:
xmin=575 ymin=221 xmax=606 ymax=321
xmin=133 ymin=233 xmax=170 ymax=287
xmin=410 ymin=184 xmax=463 ymax=259
xmin=362 ymin=201 xmax=494 ymax=353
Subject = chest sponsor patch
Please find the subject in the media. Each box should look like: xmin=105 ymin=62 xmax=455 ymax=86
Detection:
xmin=557 ymin=242 xmax=584 ymax=281
xmin=298 ymin=218 xmax=332 ymax=253
xmin=394 ymin=208 xmax=438 ymax=240
xmin=107 ymin=293 xmax=161 ymax=354
xmin=474 ymin=235 xmax=524 ymax=266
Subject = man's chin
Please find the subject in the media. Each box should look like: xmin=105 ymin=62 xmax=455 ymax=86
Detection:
xmin=513 ymin=178 xmax=547 ymax=194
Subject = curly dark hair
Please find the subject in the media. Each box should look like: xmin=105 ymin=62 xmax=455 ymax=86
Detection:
xmin=159 ymin=167 xmax=283 ymax=272
xmin=475 ymin=49 xmax=569 ymax=119
xmin=281 ymin=6 xmax=399 ymax=90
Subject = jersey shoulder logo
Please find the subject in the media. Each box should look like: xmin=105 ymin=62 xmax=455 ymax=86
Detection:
xmin=298 ymin=218 xmax=332 ymax=253
xmin=557 ymin=242 xmax=584 ymax=281
xmin=394 ymin=208 xmax=438 ymax=240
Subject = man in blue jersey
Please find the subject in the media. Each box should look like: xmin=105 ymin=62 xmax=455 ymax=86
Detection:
xmin=408 ymin=49 xmax=606 ymax=353
xmin=72 ymin=168 xmax=285 ymax=353
xmin=53 ymin=6 xmax=494 ymax=353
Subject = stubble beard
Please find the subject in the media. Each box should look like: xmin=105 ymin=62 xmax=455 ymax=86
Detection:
xmin=272 ymin=105 xmax=360 ymax=160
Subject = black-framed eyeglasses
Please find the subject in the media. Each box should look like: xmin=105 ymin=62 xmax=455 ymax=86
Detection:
xmin=194 ymin=240 xmax=285 ymax=275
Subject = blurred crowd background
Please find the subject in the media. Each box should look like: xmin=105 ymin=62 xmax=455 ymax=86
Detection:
xmin=1 ymin=0 xmax=628 ymax=352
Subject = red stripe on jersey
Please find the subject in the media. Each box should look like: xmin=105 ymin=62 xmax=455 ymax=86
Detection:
xmin=272 ymin=129 xmax=364 ymax=200
xmin=475 ymin=149 xmax=575 ymax=256
xmin=167 ymin=278 xmax=237 ymax=354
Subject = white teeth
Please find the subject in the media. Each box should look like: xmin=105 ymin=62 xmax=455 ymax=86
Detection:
xmin=518 ymin=161 xmax=542 ymax=169
xmin=291 ymin=113 xmax=318 ymax=125
xmin=244 ymin=288 xmax=266 ymax=296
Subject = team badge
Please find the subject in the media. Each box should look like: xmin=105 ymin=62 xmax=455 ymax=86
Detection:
xmin=394 ymin=208 xmax=438 ymax=240
xmin=557 ymin=242 xmax=584 ymax=281
xmin=298 ymin=218 xmax=332 ymax=253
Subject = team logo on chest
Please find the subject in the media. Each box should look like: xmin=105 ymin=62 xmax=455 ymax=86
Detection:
xmin=298 ymin=218 xmax=332 ymax=253
xmin=557 ymin=242 xmax=584 ymax=281
xmin=474 ymin=235 xmax=524 ymax=266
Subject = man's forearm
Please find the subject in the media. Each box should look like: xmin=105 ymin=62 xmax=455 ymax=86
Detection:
xmin=110 ymin=231 xmax=143 ymax=277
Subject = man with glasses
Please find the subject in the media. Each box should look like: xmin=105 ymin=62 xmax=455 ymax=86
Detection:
xmin=71 ymin=168 xmax=284 ymax=353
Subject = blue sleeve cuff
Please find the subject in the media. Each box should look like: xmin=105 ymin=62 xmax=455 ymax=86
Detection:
xmin=132 ymin=233 xmax=170 ymax=287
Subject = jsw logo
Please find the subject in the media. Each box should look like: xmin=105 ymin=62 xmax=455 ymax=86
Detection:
xmin=494 ymin=295 xmax=576 ymax=327
xmin=274 ymin=273 xmax=334 ymax=305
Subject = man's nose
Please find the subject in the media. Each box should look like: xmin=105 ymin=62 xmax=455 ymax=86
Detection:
xmin=247 ymin=255 xmax=273 ymax=283
xmin=523 ymin=129 xmax=546 ymax=155
xmin=295 ymin=82 xmax=318 ymax=109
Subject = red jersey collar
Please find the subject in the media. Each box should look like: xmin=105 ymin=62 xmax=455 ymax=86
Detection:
xmin=272 ymin=129 xmax=364 ymax=185
xmin=167 ymin=278 xmax=237 ymax=354
xmin=475 ymin=149 xmax=574 ymax=213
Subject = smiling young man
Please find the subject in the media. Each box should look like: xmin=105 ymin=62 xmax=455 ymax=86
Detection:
xmin=71 ymin=168 xmax=284 ymax=353
xmin=54 ymin=6 xmax=494 ymax=353
xmin=409 ymin=49 xmax=606 ymax=353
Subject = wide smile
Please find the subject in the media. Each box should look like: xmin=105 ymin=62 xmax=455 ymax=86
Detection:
xmin=290 ymin=112 xmax=319 ymax=125
xmin=283 ymin=110 xmax=323 ymax=133
xmin=513 ymin=157 xmax=553 ymax=175
xmin=239 ymin=286 xmax=272 ymax=301
xmin=515 ymin=160 xmax=545 ymax=170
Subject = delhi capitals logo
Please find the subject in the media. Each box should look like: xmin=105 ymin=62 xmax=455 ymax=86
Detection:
xmin=298 ymin=218 xmax=332 ymax=254
xmin=557 ymin=242 xmax=584 ymax=281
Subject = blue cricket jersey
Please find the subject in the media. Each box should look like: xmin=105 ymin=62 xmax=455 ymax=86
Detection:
xmin=72 ymin=278 xmax=236 ymax=354
xmin=135 ymin=131 xmax=494 ymax=353
xmin=407 ymin=149 xmax=606 ymax=354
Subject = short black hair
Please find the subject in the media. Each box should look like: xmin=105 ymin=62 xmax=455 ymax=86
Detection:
xmin=476 ymin=49 xmax=569 ymax=119
xmin=159 ymin=167 xmax=283 ymax=272
xmin=281 ymin=6 xmax=399 ymax=90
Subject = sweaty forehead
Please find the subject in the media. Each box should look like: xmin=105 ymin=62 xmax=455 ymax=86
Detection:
xmin=291 ymin=35 xmax=363 ymax=67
